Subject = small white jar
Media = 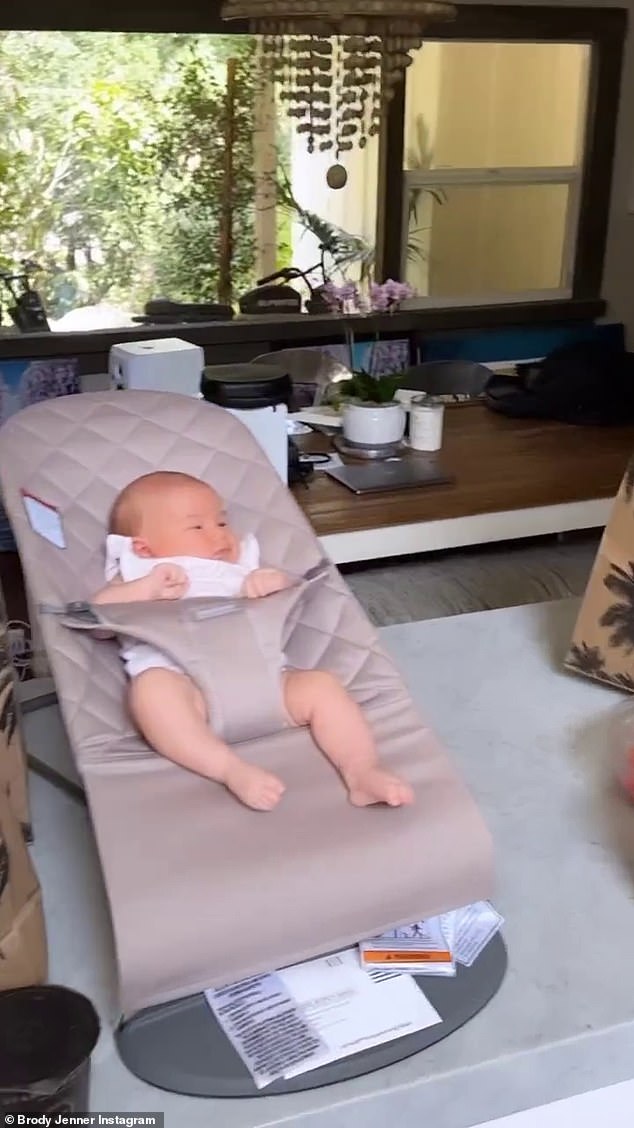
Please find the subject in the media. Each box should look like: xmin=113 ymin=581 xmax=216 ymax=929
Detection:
xmin=409 ymin=395 xmax=445 ymax=451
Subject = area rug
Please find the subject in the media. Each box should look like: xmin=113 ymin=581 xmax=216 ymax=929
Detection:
xmin=22 ymin=597 xmax=634 ymax=1128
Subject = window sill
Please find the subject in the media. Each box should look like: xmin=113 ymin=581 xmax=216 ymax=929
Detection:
xmin=0 ymin=297 xmax=606 ymax=359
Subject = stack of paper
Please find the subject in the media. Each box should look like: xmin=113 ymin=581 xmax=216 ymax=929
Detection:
xmin=204 ymin=901 xmax=503 ymax=1089
xmin=359 ymin=901 xmax=503 ymax=977
xmin=359 ymin=915 xmax=456 ymax=976
xmin=206 ymin=948 xmax=441 ymax=1090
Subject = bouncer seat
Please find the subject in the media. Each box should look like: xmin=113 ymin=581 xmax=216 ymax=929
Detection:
xmin=0 ymin=390 xmax=499 ymax=1096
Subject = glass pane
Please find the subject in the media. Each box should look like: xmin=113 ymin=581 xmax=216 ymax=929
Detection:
xmin=288 ymin=144 xmax=378 ymax=289
xmin=0 ymin=30 xmax=378 ymax=333
xmin=404 ymin=42 xmax=590 ymax=170
xmin=405 ymin=182 xmax=571 ymax=299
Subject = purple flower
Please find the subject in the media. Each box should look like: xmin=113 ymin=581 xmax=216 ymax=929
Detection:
xmin=324 ymin=277 xmax=415 ymax=317
xmin=322 ymin=281 xmax=344 ymax=312
xmin=369 ymin=282 xmax=389 ymax=312
xmin=368 ymin=279 xmax=415 ymax=312
xmin=323 ymin=280 xmax=363 ymax=314
xmin=18 ymin=361 xmax=80 ymax=409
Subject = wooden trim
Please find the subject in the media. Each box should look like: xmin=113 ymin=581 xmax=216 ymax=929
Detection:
xmin=424 ymin=5 xmax=627 ymax=41
xmin=375 ymin=79 xmax=406 ymax=283
xmin=376 ymin=5 xmax=627 ymax=300
xmin=0 ymin=0 xmax=247 ymax=32
xmin=573 ymin=24 xmax=625 ymax=298
xmin=0 ymin=2 xmax=626 ymax=37
xmin=0 ymin=298 xmax=605 ymax=362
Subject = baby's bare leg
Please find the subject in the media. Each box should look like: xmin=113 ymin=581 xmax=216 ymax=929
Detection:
xmin=129 ymin=668 xmax=285 ymax=811
xmin=283 ymin=670 xmax=414 ymax=808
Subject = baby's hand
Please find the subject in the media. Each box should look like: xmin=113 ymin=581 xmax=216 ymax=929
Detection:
xmin=242 ymin=568 xmax=289 ymax=599
xmin=144 ymin=563 xmax=189 ymax=601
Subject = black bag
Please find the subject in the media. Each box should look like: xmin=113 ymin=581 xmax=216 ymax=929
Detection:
xmin=484 ymin=341 xmax=634 ymax=425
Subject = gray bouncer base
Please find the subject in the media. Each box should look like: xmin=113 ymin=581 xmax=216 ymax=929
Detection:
xmin=116 ymin=934 xmax=507 ymax=1097
xmin=19 ymin=690 xmax=506 ymax=1098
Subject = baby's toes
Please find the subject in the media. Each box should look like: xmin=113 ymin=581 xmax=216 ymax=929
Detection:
xmin=254 ymin=774 xmax=286 ymax=811
xmin=386 ymin=779 xmax=415 ymax=807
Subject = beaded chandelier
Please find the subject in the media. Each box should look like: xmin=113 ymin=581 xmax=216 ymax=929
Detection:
xmin=221 ymin=0 xmax=456 ymax=173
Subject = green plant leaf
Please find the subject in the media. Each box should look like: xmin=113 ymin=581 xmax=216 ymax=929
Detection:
xmin=344 ymin=369 xmax=402 ymax=403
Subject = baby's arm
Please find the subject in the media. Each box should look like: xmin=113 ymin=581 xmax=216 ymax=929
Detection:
xmin=93 ymin=575 xmax=153 ymax=606
xmin=93 ymin=563 xmax=189 ymax=606
xmin=241 ymin=568 xmax=291 ymax=599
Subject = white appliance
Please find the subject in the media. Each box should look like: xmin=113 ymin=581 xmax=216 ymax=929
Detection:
xmin=109 ymin=345 xmax=288 ymax=484
xmin=202 ymin=364 xmax=292 ymax=485
xmin=109 ymin=338 xmax=204 ymax=397
xmin=227 ymin=405 xmax=289 ymax=484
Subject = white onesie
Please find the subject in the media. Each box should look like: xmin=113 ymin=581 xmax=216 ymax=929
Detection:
xmin=104 ymin=532 xmax=260 ymax=679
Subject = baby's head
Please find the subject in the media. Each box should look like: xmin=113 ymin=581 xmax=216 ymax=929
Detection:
xmin=109 ymin=471 xmax=239 ymax=562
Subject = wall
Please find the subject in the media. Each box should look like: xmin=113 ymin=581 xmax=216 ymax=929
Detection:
xmin=275 ymin=73 xmax=369 ymax=282
xmin=289 ymin=127 xmax=379 ymax=280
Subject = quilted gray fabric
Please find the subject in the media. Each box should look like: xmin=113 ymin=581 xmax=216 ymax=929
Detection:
xmin=0 ymin=391 xmax=493 ymax=1017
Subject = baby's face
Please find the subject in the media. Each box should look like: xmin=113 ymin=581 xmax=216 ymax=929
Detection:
xmin=134 ymin=482 xmax=240 ymax=562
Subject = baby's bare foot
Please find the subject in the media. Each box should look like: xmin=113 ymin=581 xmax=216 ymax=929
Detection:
xmin=347 ymin=767 xmax=415 ymax=809
xmin=224 ymin=759 xmax=285 ymax=811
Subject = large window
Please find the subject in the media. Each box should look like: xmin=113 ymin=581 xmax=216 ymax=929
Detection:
xmin=0 ymin=30 xmax=381 ymax=332
xmin=375 ymin=6 xmax=624 ymax=314
xmin=401 ymin=42 xmax=590 ymax=305
xmin=0 ymin=7 xmax=624 ymax=334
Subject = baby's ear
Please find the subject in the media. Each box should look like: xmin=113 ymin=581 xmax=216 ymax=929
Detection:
xmin=131 ymin=537 xmax=153 ymax=558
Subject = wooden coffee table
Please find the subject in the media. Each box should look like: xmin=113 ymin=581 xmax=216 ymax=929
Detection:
xmin=293 ymin=405 xmax=634 ymax=564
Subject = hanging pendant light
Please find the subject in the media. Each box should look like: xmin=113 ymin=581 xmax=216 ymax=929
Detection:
xmin=221 ymin=0 xmax=456 ymax=177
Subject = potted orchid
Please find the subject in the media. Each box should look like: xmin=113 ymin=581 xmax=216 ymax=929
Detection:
xmin=330 ymin=368 xmax=406 ymax=446
xmin=322 ymin=278 xmax=415 ymax=445
xmin=322 ymin=278 xmax=415 ymax=317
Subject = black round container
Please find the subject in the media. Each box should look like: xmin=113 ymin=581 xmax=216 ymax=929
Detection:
xmin=201 ymin=364 xmax=292 ymax=410
xmin=0 ymin=986 xmax=100 ymax=1115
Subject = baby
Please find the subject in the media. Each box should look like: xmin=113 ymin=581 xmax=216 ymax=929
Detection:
xmin=92 ymin=471 xmax=414 ymax=812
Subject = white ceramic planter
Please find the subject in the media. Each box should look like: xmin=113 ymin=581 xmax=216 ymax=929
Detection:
xmin=342 ymin=401 xmax=406 ymax=446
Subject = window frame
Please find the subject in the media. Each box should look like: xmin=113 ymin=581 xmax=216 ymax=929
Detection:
xmin=375 ymin=5 xmax=626 ymax=306
xmin=0 ymin=3 xmax=625 ymax=353
xmin=401 ymin=166 xmax=583 ymax=305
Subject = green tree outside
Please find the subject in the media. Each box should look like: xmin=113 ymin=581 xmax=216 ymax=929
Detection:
xmin=0 ymin=30 xmax=266 ymax=320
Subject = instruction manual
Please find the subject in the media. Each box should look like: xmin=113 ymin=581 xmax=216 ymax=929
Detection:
xmin=451 ymin=901 xmax=504 ymax=967
xmin=205 ymin=947 xmax=441 ymax=1089
xmin=359 ymin=901 xmax=503 ymax=975
xmin=359 ymin=915 xmax=456 ymax=976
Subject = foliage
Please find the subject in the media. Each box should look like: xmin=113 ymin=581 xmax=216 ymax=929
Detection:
xmin=0 ymin=31 xmax=258 ymax=318
xmin=1 ymin=32 xmax=168 ymax=313
xmin=330 ymin=369 xmax=402 ymax=405
xmin=0 ymin=30 xmax=432 ymax=323
xmin=276 ymin=117 xmax=443 ymax=283
xmin=601 ymin=562 xmax=634 ymax=653
xmin=153 ymin=38 xmax=257 ymax=304
xmin=566 ymin=641 xmax=607 ymax=678
xmin=276 ymin=170 xmax=374 ymax=282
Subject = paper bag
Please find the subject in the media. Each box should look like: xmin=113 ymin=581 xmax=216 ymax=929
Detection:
xmin=0 ymin=579 xmax=47 ymax=987
xmin=566 ymin=455 xmax=634 ymax=691
xmin=0 ymin=586 xmax=31 ymax=837
xmin=0 ymin=779 xmax=47 ymax=987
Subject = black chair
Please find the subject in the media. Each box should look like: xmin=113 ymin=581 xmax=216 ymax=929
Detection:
xmin=398 ymin=360 xmax=492 ymax=400
xmin=251 ymin=348 xmax=352 ymax=410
